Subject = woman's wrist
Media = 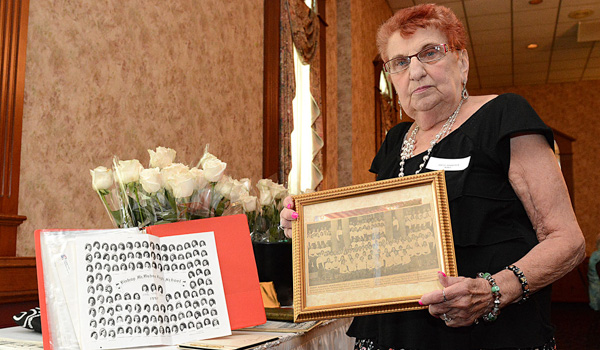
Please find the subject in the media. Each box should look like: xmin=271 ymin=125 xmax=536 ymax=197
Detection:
xmin=493 ymin=269 xmax=525 ymax=305
xmin=505 ymin=264 xmax=530 ymax=303
xmin=477 ymin=272 xmax=501 ymax=321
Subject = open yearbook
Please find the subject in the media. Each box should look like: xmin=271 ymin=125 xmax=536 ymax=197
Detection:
xmin=35 ymin=215 xmax=266 ymax=350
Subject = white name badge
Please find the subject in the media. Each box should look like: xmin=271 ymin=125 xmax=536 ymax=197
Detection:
xmin=426 ymin=156 xmax=471 ymax=171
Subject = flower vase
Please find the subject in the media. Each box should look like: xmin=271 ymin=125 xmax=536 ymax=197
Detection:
xmin=252 ymin=241 xmax=293 ymax=306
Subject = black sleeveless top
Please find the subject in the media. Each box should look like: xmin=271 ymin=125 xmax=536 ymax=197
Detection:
xmin=346 ymin=94 xmax=555 ymax=349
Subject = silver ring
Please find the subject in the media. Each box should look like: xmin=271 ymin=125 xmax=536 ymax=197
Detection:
xmin=442 ymin=288 xmax=448 ymax=302
xmin=441 ymin=313 xmax=452 ymax=322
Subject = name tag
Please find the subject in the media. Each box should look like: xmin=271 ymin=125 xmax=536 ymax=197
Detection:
xmin=426 ymin=156 xmax=471 ymax=171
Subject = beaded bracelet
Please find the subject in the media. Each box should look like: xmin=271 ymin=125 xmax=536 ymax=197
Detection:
xmin=505 ymin=264 xmax=530 ymax=304
xmin=477 ymin=272 xmax=501 ymax=322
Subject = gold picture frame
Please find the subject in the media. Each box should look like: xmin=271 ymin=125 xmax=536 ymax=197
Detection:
xmin=291 ymin=170 xmax=457 ymax=322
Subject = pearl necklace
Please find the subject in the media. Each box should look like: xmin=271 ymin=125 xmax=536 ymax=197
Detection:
xmin=398 ymin=97 xmax=465 ymax=177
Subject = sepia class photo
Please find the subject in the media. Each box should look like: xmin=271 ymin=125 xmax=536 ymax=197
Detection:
xmin=305 ymin=203 xmax=439 ymax=287
xmin=292 ymin=171 xmax=457 ymax=322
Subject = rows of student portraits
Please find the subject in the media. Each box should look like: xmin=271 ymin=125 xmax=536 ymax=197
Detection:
xmin=83 ymin=239 xmax=223 ymax=340
xmin=306 ymin=204 xmax=439 ymax=286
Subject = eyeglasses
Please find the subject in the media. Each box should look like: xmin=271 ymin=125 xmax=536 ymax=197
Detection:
xmin=384 ymin=44 xmax=452 ymax=74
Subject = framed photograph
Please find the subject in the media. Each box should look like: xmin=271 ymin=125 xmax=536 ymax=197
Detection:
xmin=291 ymin=170 xmax=457 ymax=322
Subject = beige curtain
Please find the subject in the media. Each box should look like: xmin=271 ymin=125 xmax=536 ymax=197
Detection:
xmin=279 ymin=0 xmax=323 ymax=191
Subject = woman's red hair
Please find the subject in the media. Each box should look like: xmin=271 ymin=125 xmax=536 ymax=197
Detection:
xmin=377 ymin=4 xmax=468 ymax=61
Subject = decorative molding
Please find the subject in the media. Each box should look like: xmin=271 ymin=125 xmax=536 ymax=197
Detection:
xmin=0 ymin=214 xmax=26 ymax=226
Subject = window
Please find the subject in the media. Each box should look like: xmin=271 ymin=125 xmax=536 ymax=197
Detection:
xmin=263 ymin=0 xmax=327 ymax=193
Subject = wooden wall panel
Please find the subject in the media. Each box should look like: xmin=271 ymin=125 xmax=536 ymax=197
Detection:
xmin=552 ymin=258 xmax=589 ymax=303
xmin=262 ymin=0 xmax=281 ymax=181
xmin=0 ymin=257 xmax=38 ymax=328
xmin=0 ymin=257 xmax=37 ymax=303
xmin=0 ymin=0 xmax=28 ymax=256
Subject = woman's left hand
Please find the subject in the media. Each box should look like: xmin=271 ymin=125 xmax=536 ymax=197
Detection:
xmin=419 ymin=272 xmax=493 ymax=327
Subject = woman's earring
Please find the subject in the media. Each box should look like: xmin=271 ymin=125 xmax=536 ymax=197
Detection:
xmin=398 ymin=100 xmax=403 ymax=120
xmin=462 ymin=81 xmax=469 ymax=100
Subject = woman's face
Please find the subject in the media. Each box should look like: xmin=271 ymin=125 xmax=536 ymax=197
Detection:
xmin=385 ymin=27 xmax=468 ymax=118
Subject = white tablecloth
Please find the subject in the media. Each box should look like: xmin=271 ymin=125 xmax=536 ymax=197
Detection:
xmin=0 ymin=326 xmax=42 ymax=342
xmin=0 ymin=318 xmax=354 ymax=349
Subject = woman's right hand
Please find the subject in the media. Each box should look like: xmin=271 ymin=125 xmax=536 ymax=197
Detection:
xmin=280 ymin=196 xmax=298 ymax=238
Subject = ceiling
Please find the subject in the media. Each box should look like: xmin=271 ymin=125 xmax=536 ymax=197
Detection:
xmin=385 ymin=0 xmax=600 ymax=89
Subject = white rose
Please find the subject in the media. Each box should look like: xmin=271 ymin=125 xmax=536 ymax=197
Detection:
xmin=161 ymin=163 xmax=190 ymax=191
xmin=241 ymin=195 xmax=257 ymax=212
xmin=189 ymin=167 xmax=209 ymax=190
xmin=139 ymin=168 xmax=162 ymax=193
xmin=215 ymin=176 xmax=235 ymax=198
xmin=148 ymin=147 xmax=176 ymax=169
xmin=198 ymin=151 xmax=218 ymax=169
xmin=269 ymin=182 xmax=288 ymax=200
xmin=258 ymin=187 xmax=273 ymax=206
xmin=238 ymin=178 xmax=251 ymax=192
xmin=90 ymin=166 xmax=113 ymax=191
xmin=203 ymin=158 xmax=227 ymax=183
xmin=168 ymin=171 xmax=196 ymax=199
xmin=116 ymin=159 xmax=143 ymax=184
xmin=230 ymin=182 xmax=249 ymax=203
xmin=256 ymin=179 xmax=274 ymax=192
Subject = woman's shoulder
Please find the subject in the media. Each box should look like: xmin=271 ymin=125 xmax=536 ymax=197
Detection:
xmin=472 ymin=93 xmax=532 ymax=111
xmin=465 ymin=93 xmax=540 ymax=123
xmin=463 ymin=92 xmax=553 ymax=147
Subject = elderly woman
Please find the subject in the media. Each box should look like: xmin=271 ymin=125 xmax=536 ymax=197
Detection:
xmin=280 ymin=4 xmax=585 ymax=350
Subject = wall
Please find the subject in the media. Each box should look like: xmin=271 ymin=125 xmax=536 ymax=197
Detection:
xmin=17 ymin=0 xmax=264 ymax=256
xmin=324 ymin=0 xmax=339 ymax=190
xmin=350 ymin=0 xmax=392 ymax=185
xmin=336 ymin=0 xmax=352 ymax=187
xmin=471 ymin=80 xmax=600 ymax=255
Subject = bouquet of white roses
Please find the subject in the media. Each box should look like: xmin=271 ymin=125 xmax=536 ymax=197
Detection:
xmin=90 ymin=146 xmax=286 ymax=242
xmin=92 ymin=146 xmax=226 ymax=228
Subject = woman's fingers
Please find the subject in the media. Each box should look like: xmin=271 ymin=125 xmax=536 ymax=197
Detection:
xmin=420 ymin=272 xmax=466 ymax=305
xmin=421 ymin=276 xmax=492 ymax=327
xmin=282 ymin=196 xmax=295 ymax=210
xmin=280 ymin=196 xmax=297 ymax=238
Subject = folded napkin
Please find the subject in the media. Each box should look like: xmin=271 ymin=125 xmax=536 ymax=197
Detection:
xmin=259 ymin=282 xmax=281 ymax=308
xmin=13 ymin=306 xmax=42 ymax=333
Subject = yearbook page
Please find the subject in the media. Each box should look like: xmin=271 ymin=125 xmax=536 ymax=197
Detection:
xmin=71 ymin=230 xmax=231 ymax=350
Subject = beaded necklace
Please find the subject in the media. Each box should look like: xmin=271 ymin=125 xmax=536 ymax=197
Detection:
xmin=398 ymin=97 xmax=465 ymax=177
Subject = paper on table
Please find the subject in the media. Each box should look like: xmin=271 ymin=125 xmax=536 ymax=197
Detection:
xmin=178 ymin=332 xmax=279 ymax=350
xmin=75 ymin=230 xmax=231 ymax=350
xmin=241 ymin=320 xmax=322 ymax=333
xmin=0 ymin=337 xmax=44 ymax=349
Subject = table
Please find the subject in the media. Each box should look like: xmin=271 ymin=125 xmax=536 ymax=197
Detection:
xmin=0 ymin=318 xmax=355 ymax=349
xmin=249 ymin=318 xmax=354 ymax=350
